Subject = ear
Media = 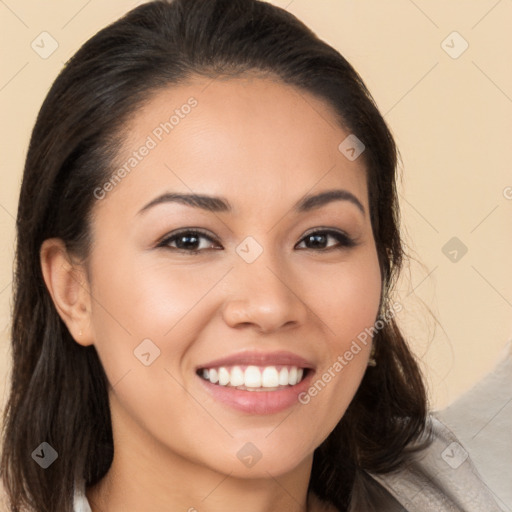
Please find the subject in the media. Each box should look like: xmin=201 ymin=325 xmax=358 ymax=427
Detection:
xmin=40 ymin=238 xmax=94 ymax=347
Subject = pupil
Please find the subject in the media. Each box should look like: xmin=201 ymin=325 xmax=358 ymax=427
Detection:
xmin=177 ymin=234 xmax=198 ymax=249
xmin=308 ymin=234 xmax=326 ymax=248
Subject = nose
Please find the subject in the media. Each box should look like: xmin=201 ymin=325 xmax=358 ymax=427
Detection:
xmin=221 ymin=250 xmax=309 ymax=334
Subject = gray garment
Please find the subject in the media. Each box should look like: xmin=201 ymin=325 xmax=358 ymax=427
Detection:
xmin=73 ymin=416 xmax=502 ymax=511
xmin=435 ymin=340 xmax=512 ymax=509
xmin=362 ymin=416 xmax=503 ymax=511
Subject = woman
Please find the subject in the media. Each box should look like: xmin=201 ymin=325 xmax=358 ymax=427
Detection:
xmin=0 ymin=1 xmax=501 ymax=511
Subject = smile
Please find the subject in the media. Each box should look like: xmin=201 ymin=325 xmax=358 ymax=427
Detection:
xmin=196 ymin=350 xmax=315 ymax=414
xmin=198 ymin=365 xmax=307 ymax=391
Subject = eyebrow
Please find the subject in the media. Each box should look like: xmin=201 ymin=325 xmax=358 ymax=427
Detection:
xmin=137 ymin=189 xmax=365 ymax=216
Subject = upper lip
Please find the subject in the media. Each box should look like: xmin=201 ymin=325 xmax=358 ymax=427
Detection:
xmin=197 ymin=350 xmax=315 ymax=370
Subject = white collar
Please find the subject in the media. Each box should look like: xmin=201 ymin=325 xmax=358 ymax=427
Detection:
xmin=73 ymin=480 xmax=92 ymax=512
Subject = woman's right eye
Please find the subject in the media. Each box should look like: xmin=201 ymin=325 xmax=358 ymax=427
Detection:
xmin=157 ymin=229 xmax=221 ymax=254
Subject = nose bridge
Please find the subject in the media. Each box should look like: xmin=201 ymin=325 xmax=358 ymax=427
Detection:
xmin=222 ymin=239 xmax=306 ymax=332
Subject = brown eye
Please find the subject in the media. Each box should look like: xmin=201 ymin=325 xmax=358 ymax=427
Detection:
xmin=296 ymin=229 xmax=356 ymax=251
xmin=158 ymin=229 xmax=221 ymax=253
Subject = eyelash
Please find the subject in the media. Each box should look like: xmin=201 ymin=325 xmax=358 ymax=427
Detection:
xmin=156 ymin=227 xmax=357 ymax=254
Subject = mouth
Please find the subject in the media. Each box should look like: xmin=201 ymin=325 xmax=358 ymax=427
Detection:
xmin=195 ymin=351 xmax=315 ymax=414
xmin=197 ymin=365 xmax=310 ymax=391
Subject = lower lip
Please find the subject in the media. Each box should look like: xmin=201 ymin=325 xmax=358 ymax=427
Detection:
xmin=198 ymin=371 xmax=314 ymax=415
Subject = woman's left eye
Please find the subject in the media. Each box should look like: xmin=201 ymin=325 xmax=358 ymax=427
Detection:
xmin=295 ymin=229 xmax=357 ymax=251
xmin=157 ymin=228 xmax=356 ymax=254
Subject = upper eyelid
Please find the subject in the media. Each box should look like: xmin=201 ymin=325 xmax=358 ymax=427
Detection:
xmin=157 ymin=228 xmax=218 ymax=247
xmin=301 ymin=227 xmax=352 ymax=238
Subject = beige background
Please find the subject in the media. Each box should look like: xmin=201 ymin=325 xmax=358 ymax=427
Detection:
xmin=0 ymin=0 xmax=511 ymax=421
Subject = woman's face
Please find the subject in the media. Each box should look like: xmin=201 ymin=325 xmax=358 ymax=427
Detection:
xmin=84 ymin=75 xmax=382 ymax=478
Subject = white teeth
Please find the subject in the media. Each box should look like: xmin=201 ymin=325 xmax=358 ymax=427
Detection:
xmin=262 ymin=366 xmax=279 ymax=387
xmin=244 ymin=366 xmax=262 ymax=388
xmin=278 ymin=367 xmax=289 ymax=386
xmin=218 ymin=367 xmax=230 ymax=386
xmin=230 ymin=366 xmax=244 ymax=387
xmin=209 ymin=368 xmax=218 ymax=384
xmin=201 ymin=365 xmax=306 ymax=388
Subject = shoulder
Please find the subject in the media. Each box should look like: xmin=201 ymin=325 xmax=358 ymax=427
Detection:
xmin=364 ymin=416 xmax=503 ymax=511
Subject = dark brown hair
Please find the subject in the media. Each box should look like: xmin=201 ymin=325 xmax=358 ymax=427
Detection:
xmin=0 ymin=1 xmax=429 ymax=510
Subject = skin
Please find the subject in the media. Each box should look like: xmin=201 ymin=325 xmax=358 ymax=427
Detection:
xmin=41 ymin=75 xmax=382 ymax=512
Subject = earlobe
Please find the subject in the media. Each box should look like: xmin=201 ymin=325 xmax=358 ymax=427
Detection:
xmin=40 ymin=238 xmax=94 ymax=347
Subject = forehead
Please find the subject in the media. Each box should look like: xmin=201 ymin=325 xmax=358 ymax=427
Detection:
xmin=96 ymin=75 xmax=369 ymax=218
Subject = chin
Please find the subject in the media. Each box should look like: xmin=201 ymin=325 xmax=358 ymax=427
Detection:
xmin=199 ymin=434 xmax=316 ymax=479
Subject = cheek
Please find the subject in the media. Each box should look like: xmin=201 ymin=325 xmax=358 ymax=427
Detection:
xmin=298 ymin=247 xmax=381 ymax=420
xmin=85 ymin=251 xmax=223 ymax=450
xmin=86 ymin=247 xmax=234 ymax=393
xmin=89 ymin=250 xmax=218 ymax=340
xmin=304 ymin=247 xmax=382 ymax=347
xmin=330 ymin=249 xmax=382 ymax=372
